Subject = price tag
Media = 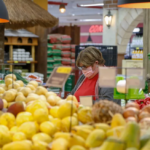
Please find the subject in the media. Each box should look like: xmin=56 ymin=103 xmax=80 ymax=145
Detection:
xmin=80 ymin=96 xmax=93 ymax=107
xmin=56 ymin=67 xmax=72 ymax=74
xmin=99 ymin=67 xmax=116 ymax=88
xmin=46 ymin=67 xmax=72 ymax=88
xmin=26 ymin=61 xmax=30 ymax=64
xmin=14 ymin=61 xmax=18 ymax=63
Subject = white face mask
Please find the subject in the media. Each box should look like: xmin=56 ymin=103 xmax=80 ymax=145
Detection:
xmin=82 ymin=66 xmax=94 ymax=78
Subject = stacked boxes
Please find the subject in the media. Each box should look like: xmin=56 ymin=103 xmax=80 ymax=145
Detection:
xmin=47 ymin=34 xmax=76 ymax=93
xmin=13 ymin=49 xmax=33 ymax=61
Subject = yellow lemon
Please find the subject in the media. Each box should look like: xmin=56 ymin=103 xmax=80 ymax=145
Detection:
xmin=10 ymin=126 xmax=18 ymax=132
xmin=48 ymin=115 xmax=53 ymax=121
xmin=32 ymin=141 xmax=49 ymax=150
xmin=16 ymin=112 xmax=33 ymax=126
xmin=2 ymin=99 xmax=8 ymax=108
xmin=18 ymin=122 xmax=37 ymax=139
xmin=12 ymin=132 xmax=26 ymax=141
xmin=0 ymin=113 xmax=15 ymax=129
xmin=40 ymin=121 xmax=56 ymax=136
xmin=51 ymin=118 xmax=61 ymax=132
xmin=33 ymin=108 xmax=49 ymax=124
xmin=32 ymin=133 xmax=52 ymax=144
xmin=49 ymin=106 xmax=59 ymax=118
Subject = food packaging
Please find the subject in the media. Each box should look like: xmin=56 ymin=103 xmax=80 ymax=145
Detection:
xmin=61 ymin=51 xmax=71 ymax=58
xmin=61 ymin=58 xmax=71 ymax=65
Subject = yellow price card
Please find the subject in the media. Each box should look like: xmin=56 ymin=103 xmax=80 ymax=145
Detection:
xmin=56 ymin=67 xmax=72 ymax=74
xmin=26 ymin=61 xmax=30 ymax=64
xmin=14 ymin=61 xmax=18 ymax=63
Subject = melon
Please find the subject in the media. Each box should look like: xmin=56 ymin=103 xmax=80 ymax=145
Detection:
xmin=16 ymin=80 xmax=24 ymax=87
xmin=26 ymin=84 xmax=36 ymax=91
xmin=8 ymin=82 xmax=20 ymax=90
xmin=5 ymin=74 xmax=16 ymax=81
xmin=5 ymin=78 xmax=13 ymax=86
xmin=39 ymin=95 xmax=47 ymax=102
xmin=20 ymin=87 xmax=32 ymax=97
xmin=56 ymin=100 xmax=66 ymax=106
xmin=47 ymin=95 xmax=57 ymax=106
xmin=25 ymin=94 xmax=39 ymax=104
xmin=15 ymin=94 xmax=26 ymax=102
xmin=35 ymin=86 xmax=48 ymax=96
xmin=9 ymin=89 xmax=18 ymax=95
xmin=46 ymin=92 xmax=57 ymax=98
xmin=0 ymin=87 xmax=5 ymax=94
xmin=28 ymin=81 xmax=38 ymax=88
xmin=2 ymin=90 xmax=16 ymax=102
xmin=0 ymin=94 xmax=3 ymax=99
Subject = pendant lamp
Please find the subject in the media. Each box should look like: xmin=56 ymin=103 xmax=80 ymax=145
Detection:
xmin=0 ymin=0 xmax=9 ymax=23
xmin=118 ymin=0 xmax=150 ymax=8
xmin=86 ymin=33 xmax=93 ymax=43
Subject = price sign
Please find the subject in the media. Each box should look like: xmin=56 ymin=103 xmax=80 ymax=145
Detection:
xmin=46 ymin=66 xmax=72 ymax=88
xmin=126 ymin=68 xmax=145 ymax=89
xmin=26 ymin=61 xmax=30 ymax=64
xmin=14 ymin=61 xmax=18 ymax=63
xmin=80 ymin=96 xmax=93 ymax=107
xmin=99 ymin=67 xmax=116 ymax=88
xmin=56 ymin=67 xmax=72 ymax=74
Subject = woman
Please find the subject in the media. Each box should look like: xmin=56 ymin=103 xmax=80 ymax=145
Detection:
xmin=70 ymin=46 xmax=120 ymax=105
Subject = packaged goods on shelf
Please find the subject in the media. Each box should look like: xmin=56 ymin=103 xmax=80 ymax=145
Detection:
xmin=61 ymin=51 xmax=71 ymax=58
xmin=71 ymin=52 xmax=75 ymax=59
xmin=71 ymin=44 xmax=76 ymax=52
xmin=61 ymin=58 xmax=71 ymax=65
xmin=48 ymin=34 xmax=71 ymax=44
xmin=52 ymin=44 xmax=71 ymax=51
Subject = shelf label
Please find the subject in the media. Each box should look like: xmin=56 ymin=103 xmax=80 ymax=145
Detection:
xmin=99 ymin=67 xmax=116 ymax=88
xmin=80 ymin=96 xmax=93 ymax=107
xmin=56 ymin=67 xmax=72 ymax=74
xmin=14 ymin=61 xmax=18 ymax=63
xmin=26 ymin=61 xmax=30 ymax=64
xmin=46 ymin=67 xmax=72 ymax=88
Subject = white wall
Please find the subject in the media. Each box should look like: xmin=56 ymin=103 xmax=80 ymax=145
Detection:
xmin=103 ymin=9 xmax=118 ymax=45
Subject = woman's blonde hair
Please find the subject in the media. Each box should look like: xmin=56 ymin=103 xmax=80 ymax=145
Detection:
xmin=76 ymin=46 xmax=105 ymax=67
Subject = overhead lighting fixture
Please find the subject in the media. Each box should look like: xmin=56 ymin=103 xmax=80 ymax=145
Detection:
xmin=0 ymin=0 xmax=9 ymax=23
xmin=80 ymin=3 xmax=104 ymax=7
xmin=86 ymin=33 xmax=93 ymax=43
xmin=80 ymin=19 xmax=102 ymax=22
xmin=118 ymin=0 xmax=150 ymax=8
xmin=104 ymin=10 xmax=113 ymax=28
xmin=59 ymin=1 xmax=66 ymax=13
xmin=72 ymin=14 xmax=75 ymax=16
xmin=133 ymin=28 xmax=140 ymax=33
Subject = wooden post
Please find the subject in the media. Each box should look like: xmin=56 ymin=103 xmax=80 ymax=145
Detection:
xmin=0 ymin=24 xmax=5 ymax=66
xmin=143 ymin=10 xmax=150 ymax=76
xmin=31 ymin=46 xmax=35 ymax=72
xmin=9 ymin=45 xmax=13 ymax=72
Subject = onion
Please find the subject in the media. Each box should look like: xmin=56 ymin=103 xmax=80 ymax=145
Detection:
xmin=139 ymin=111 xmax=150 ymax=121
xmin=126 ymin=117 xmax=137 ymax=123
xmin=125 ymin=102 xmax=140 ymax=110
xmin=123 ymin=107 xmax=139 ymax=119
xmin=139 ymin=118 xmax=150 ymax=129
xmin=142 ymin=105 xmax=150 ymax=113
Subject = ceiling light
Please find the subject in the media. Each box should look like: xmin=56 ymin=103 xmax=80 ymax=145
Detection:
xmin=59 ymin=4 xmax=66 ymax=13
xmin=133 ymin=28 xmax=140 ymax=33
xmin=79 ymin=19 xmax=102 ymax=22
xmin=80 ymin=3 xmax=104 ymax=7
xmin=0 ymin=0 xmax=9 ymax=23
xmin=118 ymin=0 xmax=150 ymax=8
xmin=72 ymin=14 xmax=75 ymax=16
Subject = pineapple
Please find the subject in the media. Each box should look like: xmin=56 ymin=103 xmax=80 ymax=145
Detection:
xmin=92 ymin=100 xmax=123 ymax=124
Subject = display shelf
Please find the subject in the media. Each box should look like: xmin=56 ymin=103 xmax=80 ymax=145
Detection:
xmin=7 ymin=61 xmax=38 ymax=64
xmin=4 ymin=29 xmax=39 ymax=73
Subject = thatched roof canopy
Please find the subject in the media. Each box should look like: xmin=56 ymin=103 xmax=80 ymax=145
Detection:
xmin=3 ymin=0 xmax=58 ymax=29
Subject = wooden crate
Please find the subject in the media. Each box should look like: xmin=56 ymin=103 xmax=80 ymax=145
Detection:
xmin=9 ymin=37 xmax=38 ymax=46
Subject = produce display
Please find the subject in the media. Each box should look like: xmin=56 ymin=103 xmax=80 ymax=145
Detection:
xmin=0 ymin=74 xmax=150 ymax=150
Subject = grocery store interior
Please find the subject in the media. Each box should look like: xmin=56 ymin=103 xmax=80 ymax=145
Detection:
xmin=0 ymin=0 xmax=150 ymax=149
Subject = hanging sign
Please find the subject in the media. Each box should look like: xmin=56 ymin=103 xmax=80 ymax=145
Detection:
xmin=89 ymin=25 xmax=103 ymax=33
xmin=99 ymin=67 xmax=116 ymax=88
xmin=46 ymin=66 xmax=72 ymax=88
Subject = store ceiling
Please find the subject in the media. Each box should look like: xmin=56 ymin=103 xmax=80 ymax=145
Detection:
xmin=48 ymin=0 xmax=103 ymax=25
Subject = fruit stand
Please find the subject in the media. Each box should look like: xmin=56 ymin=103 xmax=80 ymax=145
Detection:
xmin=0 ymin=71 xmax=149 ymax=150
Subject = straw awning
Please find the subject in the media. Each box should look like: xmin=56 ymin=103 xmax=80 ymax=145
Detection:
xmin=3 ymin=0 xmax=58 ymax=29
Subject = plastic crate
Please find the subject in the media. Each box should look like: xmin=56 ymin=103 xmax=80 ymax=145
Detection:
xmin=75 ymin=45 xmax=117 ymax=66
